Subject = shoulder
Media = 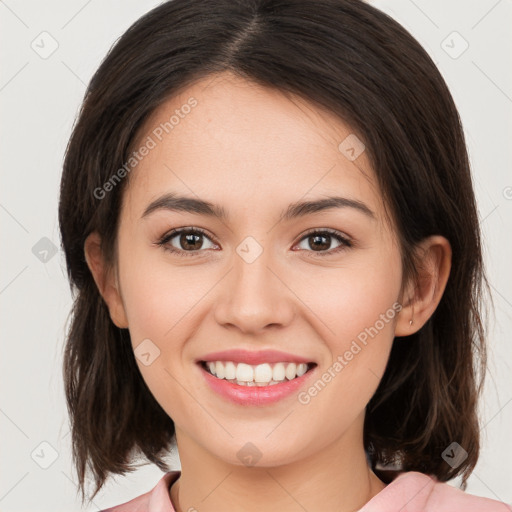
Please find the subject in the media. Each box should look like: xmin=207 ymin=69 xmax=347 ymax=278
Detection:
xmin=100 ymin=471 xmax=181 ymax=512
xmin=425 ymin=474 xmax=511 ymax=512
xmin=360 ymin=471 xmax=511 ymax=512
xmin=100 ymin=490 xmax=149 ymax=512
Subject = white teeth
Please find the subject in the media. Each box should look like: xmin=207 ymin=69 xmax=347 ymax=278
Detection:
xmin=235 ymin=363 xmax=254 ymax=382
xmin=272 ymin=362 xmax=286 ymax=381
xmin=224 ymin=361 xmax=236 ymax=380
xmin=296 ymin=363 xmax=308 ymax=377
xmin=254 ymin=363 xmax=273 ymax=383
xmin=285 ymin=363 xmax=297 ymax=380
xmin=215 ymin=361 xmax=225 ymax=379
xmin=203 ymin=360 xmax=312 ymax=385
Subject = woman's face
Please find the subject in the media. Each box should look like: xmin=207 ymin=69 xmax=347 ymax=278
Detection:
xmin=106 ymin=72 xmax=407 ymax=467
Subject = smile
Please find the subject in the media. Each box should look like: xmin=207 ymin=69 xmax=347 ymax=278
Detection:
xmin=198 ymin=360 xmax=318 ymax=406
xmin=201 ymin=360 xmax=314 ymax=386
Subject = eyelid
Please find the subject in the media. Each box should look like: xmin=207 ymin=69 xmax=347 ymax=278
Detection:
xmin=156 ymin=226 xmax=353 ymax=257
xmin=297 ymin=227 xmax=352 ymax=243
xmin=156 ymin=226 xmax=219 ymax=256
xmin=292 ymin=227 xmax=353 ymax=254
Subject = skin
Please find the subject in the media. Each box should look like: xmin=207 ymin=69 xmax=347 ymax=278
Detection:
xmin=85 ymin=71 xmax=451 ymax=512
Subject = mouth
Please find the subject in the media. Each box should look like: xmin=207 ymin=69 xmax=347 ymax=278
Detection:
xmin=198 ymin=360 xmax=318 ymax=387
xmin=194 ymin=349 xmax=319 ymax=405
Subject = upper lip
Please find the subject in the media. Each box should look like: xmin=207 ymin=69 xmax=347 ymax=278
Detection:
xmin=196 ymin=349 xmax=315 ymax=366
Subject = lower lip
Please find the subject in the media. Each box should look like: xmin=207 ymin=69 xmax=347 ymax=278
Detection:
xmin=198 ymin=362 xmax=317 ymax=406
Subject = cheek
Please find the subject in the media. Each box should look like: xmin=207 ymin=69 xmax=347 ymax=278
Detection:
xmin=116 ymin=248 xmax=207 ymax=415
xmin=117 ymin=243 xmax=208 ymax=344
xmin=295 ymin=250 xmax=401 ymax=399
xmin=300 ymin=251 xmax=401 ymax=344
xmin=294 ymin=288 xmax=399 ymax=435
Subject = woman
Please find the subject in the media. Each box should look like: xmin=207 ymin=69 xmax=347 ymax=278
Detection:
xmin=58 ymin=0 xmax=511 ymax=510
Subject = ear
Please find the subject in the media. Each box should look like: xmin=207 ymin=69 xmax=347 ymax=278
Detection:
xmin=394 ymin=235 xmax=452 ymax=336
xmin=83 ymin=231 xmax=129 ymax=329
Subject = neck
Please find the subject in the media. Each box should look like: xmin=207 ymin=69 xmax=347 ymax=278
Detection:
xmin=170 ymin=423 xmax=386 ymax=512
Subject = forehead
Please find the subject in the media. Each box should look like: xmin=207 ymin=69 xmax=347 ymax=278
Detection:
xmin=123 ymin=71 xmax=385 ymax=225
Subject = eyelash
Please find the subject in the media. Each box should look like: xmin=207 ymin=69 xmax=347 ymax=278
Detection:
xmin=155 ymin=227 xmax=353 ymax=258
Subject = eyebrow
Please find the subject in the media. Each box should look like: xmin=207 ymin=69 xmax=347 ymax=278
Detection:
xmin=141 ymin=192 xmax=375 ymax=221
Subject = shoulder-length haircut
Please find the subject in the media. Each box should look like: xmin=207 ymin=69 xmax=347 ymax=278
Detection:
xmin=59 ymin=0 xmax=489 ymax=503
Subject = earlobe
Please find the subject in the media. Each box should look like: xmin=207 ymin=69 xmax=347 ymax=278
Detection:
xmin=83 ymin=232 xmax=129 ymax=329
xmin=394 ymin=235 xmax=452 ymax=337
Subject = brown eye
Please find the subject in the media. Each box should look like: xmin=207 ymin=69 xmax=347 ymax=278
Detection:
xmin=295 ymin=229 xmax=352 ymax=255
xmin=178 ymin=231 xmax=204 ymax=250
xmin=157 ymin=227 xmax=218 ymax=257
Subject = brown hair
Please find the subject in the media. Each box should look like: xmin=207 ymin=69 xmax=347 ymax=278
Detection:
xmin=58 ymin=0 xmax=489 ymax=504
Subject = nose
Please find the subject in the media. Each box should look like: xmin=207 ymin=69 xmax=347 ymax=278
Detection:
xmin=213 ymin=246 xmax=295 ymax=335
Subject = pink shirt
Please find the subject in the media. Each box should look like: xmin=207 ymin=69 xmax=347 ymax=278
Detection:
xmin=101 ymin=470 xmax=512 ymax=511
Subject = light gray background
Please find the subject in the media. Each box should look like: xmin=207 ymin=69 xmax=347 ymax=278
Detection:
xmin=1 ymin=0 xmax=511 ymax=510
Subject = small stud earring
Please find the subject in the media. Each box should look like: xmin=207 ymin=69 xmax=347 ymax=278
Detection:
xmin=409 ymin=319 xmax=413 ymax=326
